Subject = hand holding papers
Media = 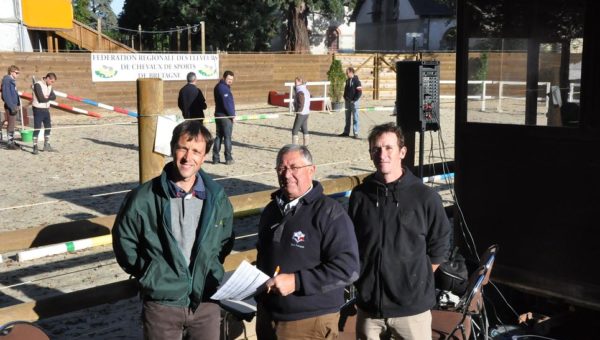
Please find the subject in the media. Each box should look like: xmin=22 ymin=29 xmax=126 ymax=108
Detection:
xmin=211 ymin=260 xmax=270 ymax=301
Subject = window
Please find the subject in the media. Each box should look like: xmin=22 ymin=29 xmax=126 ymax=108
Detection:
xmin=464 ymin=0 xmax=585 ymax=127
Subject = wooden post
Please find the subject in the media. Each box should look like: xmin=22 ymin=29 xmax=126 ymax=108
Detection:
xmin=200 ymin=21 xmax=205 ymax=54
xmin=373 ymin=53 xmax=380 ymax=100
xmin=187 ymin=24 xmax=192 ymax=53
xmin=138 ymin=24 xmax=142 ymax=51
xmin=137 ymin=78 xmax=165 ymax=184
xmin=97 ymin=17 xmax=102 ymax=51
xmin=46 ymin=32 xmax=54 ymax=52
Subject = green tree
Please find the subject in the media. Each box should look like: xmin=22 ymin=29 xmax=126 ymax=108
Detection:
xmin=119 ymin=0 xmax=279 ymax=52
xmin=204 ymin=0 xmax=279 ymax=51
xmin=276 ymin=0 xmax=353 ymax=53
xmin=72 ymin=0 xmax=94 ymax=25
xmin=327 ymin=57 xmax=346 ymax=103
xmin=72 ymin=0 xmax=119 ymax=39
xmin=91 ymin=0 xmax=118 ymax=28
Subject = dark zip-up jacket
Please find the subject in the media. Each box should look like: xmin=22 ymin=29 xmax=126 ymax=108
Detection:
xmin=1 ymin=75 xmax=20 ymax=113
xmin=348 ymin=168 xmax=450 ymax=317
xmin=214 ymin=79 xmax=235 ymax=117
xmin=178 ymin=83 xmax=207 ymax=119
xmin=112 ymin=163 xmax=234 ymax=308
xmin=256 ymin=181 xmax=360 ymax=321
xmin=343 ymin=75 xmax=362 ymax=102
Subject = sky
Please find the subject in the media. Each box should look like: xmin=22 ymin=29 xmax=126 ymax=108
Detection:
xmin=110 ymin=0 xmax=125 ymax=16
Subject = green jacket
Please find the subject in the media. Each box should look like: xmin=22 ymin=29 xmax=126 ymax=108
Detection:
xmin=112 ymin=163 xmax=234 ymax=308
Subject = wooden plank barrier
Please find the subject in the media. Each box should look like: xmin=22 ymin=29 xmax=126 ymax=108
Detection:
xmin=0 ymin=249 xmax=258 ymax=324
xmin=0 ymin=174 xmax=368 ymax=253
xmin=0 ymin=163 xmax=458 ymax=323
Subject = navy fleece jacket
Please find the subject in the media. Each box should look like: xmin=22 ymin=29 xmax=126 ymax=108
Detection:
xmin=256 ymin=181 xmax=360 ymax=321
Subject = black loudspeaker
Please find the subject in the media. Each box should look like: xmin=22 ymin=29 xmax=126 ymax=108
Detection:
xmin=396 ymin=60 xmax=440 ymax=132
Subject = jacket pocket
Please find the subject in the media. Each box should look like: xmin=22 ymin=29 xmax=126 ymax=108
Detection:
xmin=138 ymin=260 xmax=157 ymax=289
xmin=138 ymin=259 xmax=189 ymax=301
xmin=396 ymin=210 xmax=426 ymax=259
xmin=381 ymin=257 xmax=427 ymax=306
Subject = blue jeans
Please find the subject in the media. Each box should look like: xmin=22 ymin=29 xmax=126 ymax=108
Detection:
xmin=213 ymin=116 xmax=233 ymax=161
xmin=344 ymin=100 xmax=360 ymax=135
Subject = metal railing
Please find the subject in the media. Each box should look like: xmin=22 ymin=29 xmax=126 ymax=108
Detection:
xmin=440 ymin=80 xmax=552 ymax=112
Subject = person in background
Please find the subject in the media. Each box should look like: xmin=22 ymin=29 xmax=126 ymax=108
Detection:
xmin=212 ymin=70 xmax=236 ymax=165
xmin=113 ymin=120 xmax=234 ymax=340
xmin=339 ymin=67 xmax=362 ymax=139
xmin=1 ymin=65 xmax=21 ymax=150
xmin=178 ymin=72 xmax=207 ymax=123
xmin=31 ymin=73 xmax=57 ymax=154
xmin=291 ymin=76 xmax=311 ymax=146
xmin=255 ymin=144 xmax=360 ymax=340
xmin=348 ymin=122 xmax=451 ymax=340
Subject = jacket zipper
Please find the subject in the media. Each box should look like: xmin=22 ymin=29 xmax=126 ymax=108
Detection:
xmin=190 ymin=197 xmax=219 ymax=303
xmin=162 ymin=200 xmax=192 ymax=306
xmin=377 ymin=186 xmax=388 ymax=317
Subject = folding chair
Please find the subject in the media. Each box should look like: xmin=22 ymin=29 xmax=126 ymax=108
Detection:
xmin=432 ymin=244 xmax=499 ymax=340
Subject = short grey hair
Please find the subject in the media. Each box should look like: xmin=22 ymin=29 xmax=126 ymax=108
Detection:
xmin=186 ymin=72 xmax=196 ymax=83
xmin=276 ymin=144 xmax=313 ymax=167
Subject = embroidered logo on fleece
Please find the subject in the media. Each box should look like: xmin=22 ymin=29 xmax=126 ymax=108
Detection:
xmin=291 ymin=231 xmax=305 ymax=248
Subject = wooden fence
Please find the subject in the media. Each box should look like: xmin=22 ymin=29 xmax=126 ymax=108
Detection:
xmin=0 ymin=52 xmax=569 ymax=113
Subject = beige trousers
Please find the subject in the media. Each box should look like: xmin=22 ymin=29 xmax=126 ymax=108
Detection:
xmin=356 ymin=308 xmax=432 ymax=340
xmin=256 ymin=307 xmax=340 ymax=340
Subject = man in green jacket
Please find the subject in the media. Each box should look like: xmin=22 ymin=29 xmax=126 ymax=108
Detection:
xmin=113 ymin=120 xmax=234 ymax=339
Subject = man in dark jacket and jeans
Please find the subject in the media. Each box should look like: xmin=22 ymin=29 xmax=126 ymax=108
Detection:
xmin=178 ymin=72 xmax=207 ymax=122
xmin=112 ymin=120 xmax=234 ymax=340
xmin=339 ymin=67 xmax=362 ymax=139
xmin=256 ymin=144 xmax=360 ymax=339
xmin=1 ymin=65 xmax=21 ymax=150
xmin=348 ymin=123 xmax=451 ymax=340
xmin=212 ymin=70 xmax=236 ymax=165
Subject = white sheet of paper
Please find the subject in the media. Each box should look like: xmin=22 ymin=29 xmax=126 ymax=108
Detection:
xmin=154 ymin=115 xmax=179 ymax=156
xmin=211 ymin=260 xmax=270 ymax=301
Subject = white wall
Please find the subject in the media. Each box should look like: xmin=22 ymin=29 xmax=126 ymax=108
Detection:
xmin=308 ymin=6 xmax=355 ymax=54
xmin=0 ymin=0 xmax=33 ymax=51
xmin=338 ymin=21 xmax=355 ymax=52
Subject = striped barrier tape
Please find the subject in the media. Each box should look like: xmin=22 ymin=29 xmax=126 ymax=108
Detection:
xmin=53 ymin=90 xmax=138 ymax=118
xmin=17 ymin=235 xmax=112 ymax=262
xmin=361 ymin=106 xmax=394 ymax=112
xmin=204 ymin=113 xmax=279 ymax=124
xmin=18 ymin=92 xmax=102 ymax=118
xmin=11 ymin=172 xmax=454 ymax=261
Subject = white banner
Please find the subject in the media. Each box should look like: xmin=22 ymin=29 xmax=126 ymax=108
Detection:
xmin=91 ymin=53 xmax=219 ymax=82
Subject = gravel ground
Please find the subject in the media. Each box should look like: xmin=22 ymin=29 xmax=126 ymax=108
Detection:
xmin=0 ymin=98 xmax=457 ymax=339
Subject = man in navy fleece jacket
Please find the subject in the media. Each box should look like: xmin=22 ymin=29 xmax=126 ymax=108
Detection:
xmin=256 ymin=144 xmax=359 ymax=340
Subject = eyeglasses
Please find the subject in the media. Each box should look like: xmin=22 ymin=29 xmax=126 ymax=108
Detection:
xmin=13 ymin=71 xmax=19 ymax=74
xmin=275 ymin=164 xmax=312 ymax=175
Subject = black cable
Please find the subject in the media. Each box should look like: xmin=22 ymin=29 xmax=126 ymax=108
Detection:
xmin=490 ymin=281 xmax=520 ymax=319
xmin=483 ymin=292 xmax=507 ymax=326
xmin=510 ymin=336 xmax=561 ymax=340
xmin=435 ymin=115 xmax=523 ymax=331
xmin=436 ymin=127 xmax=479 ymax=259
